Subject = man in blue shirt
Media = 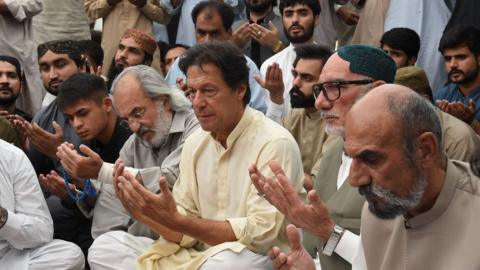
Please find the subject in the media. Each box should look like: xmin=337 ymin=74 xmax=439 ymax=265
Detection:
xmin=434 ymin=25 xmax=480 ymax=125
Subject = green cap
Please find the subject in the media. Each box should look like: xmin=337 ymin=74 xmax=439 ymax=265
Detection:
xmin=337 ymin=44 xmax=396 ymax=83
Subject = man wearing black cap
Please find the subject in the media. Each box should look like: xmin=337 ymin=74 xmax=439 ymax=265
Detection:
xmin=380 ymin=27 xmax=420 ymax=69
xmin=15 ymin=40 xmax=94 ymax=257
xmin=250 ymin=44 xmax=396 ymax=270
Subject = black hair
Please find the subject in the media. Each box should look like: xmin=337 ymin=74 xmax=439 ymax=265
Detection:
xmin=380 ymin=27 xmax=421 ymax=59
xmin=279 ymin=0 xmax=321 ymax=16
xmin=157 ymin=41 xmax=172 ymax=64
xmin=77 ymin=39 xmax=104 ymax=66
xmin=439 ymin=25 xmax=480 ymax=55
xmin=0 ymin=55 xmax=22 ymax=78
xmin=293 ymin=44 xmax=332 ymax=68
xmin=37 ymin=40 xmax=84 ymax=67
xmin=178 ymin=41 xmax=250 ymax=106
xmin=191 ymin=0 xmax=235 ymax=31
xmin=57 ymin=73 xmax=108 ymax=110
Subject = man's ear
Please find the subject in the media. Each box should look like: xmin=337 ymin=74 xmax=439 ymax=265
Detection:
xmin=415 ymin=132 xmax=439 ymax=164
xmin=371 ymin=80 xmax=385 ymax=88
xmin=103 ymin=96 xmax=113 ymax=112
xmin=314 ymin=14 xmax=320 ymax=26
xmin=408 ymin=56 xmax=417 ymax=66
xmin=235 ymin=84 xmax=247 ymax=103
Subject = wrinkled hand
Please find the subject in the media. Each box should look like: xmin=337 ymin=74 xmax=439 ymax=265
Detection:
xmin=39 ymin=170 xmax=77 ymax=202
xmin=232 ymin=22 xmax=252 ymax=48
xmin=57 ymin=142 xmax=104 ymax=180
xmin=20 ymin=121 xmax=64 ymax=159
xmin=336 ymin=6 xmax=359 ymax=25
xmin=113 ymin=161 xmax=178 ymax=226
xmin=249 ymin=21 xmax=281 ymax=49
xmin=436 ymin=99 xmax=476 ymax=124
xmin=254 ymin=63 xmax=284 ymax=104
xmin=270 ymin=224 xmax=316 ymax=270
xmin=128 ymin=0 xmax=146 ymax=7
xmin=249 ymin=160 xmax=335 ymax=241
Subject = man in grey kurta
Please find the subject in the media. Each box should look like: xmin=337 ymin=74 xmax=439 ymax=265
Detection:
xmin=58 ymin=65 xmax=199 ymax=239
xmin=0 ymin=0 xmax=44 ymax=115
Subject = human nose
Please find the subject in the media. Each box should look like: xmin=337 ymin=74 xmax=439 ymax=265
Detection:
xmin=119 ymin=48 xmax=128 ymax=58
xmin=191 ymin=91 xmax=206 ymax=109
xmin=203 ymin=34 xmax=212 ymax=42
xmin=348 ymin=159 xmax=371 ymax=187
xmin=72 ymin=117 xmax=83 ymax=129
xmin=128 ymin=120 xmax=141 ymax=133
xmin=48 ymin=67 xmax=58 ymax=80
xmin=291 ymin=12 xmax=300 ymax=23
xmin=0 ymin=74 xmax=7 ymax=84
xmin=314 ymin=88 xmax=332 ymax=111
xmin=292 ymin=76 xmax=302 ymax=88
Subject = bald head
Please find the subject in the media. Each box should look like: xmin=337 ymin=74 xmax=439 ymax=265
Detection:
xmin=346 ymin=84 xmax=444 ymax=161
xmin=345 ymin=84 xmax=445 ymax=219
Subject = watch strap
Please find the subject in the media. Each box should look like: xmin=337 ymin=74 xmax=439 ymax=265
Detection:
xmin=322 ymin=224 xmax=345 ymax=256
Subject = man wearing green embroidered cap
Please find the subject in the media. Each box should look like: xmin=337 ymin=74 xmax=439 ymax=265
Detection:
xmin=249 ymin=44 xmax=396 ymax=270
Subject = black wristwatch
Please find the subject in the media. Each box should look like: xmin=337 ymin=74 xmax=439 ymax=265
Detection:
xmin=0 ymin=207 xmax=8 ymax=229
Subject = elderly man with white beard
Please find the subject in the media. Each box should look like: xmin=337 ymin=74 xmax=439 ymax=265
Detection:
xmin=56 ymin=65 xmax=199 ymax=239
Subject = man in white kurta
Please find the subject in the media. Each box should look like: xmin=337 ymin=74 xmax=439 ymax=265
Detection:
xmin=88 ymin=41 xmax=304 ymax=270
xmin=0 ymin=0 xmax=44 ymax=115
xmin=0 ymin=139 xmax=84 ymax=269
xmin=384 ymin=0 xmax=452 ymax=91
xmin=260 ymin=0 xmax=320 ymax=123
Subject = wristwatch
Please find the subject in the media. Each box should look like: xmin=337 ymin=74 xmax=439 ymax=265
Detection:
xmin=322 ymin=224 xmax=345 ymax=256
xmin=0 ymin=207 xmax=8 ymax=229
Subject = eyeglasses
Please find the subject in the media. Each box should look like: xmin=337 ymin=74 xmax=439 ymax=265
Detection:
xmin=119 ymin=107 xmax=146 ymax=130
xmin=312 ymin=79 xmax=374 ymax=101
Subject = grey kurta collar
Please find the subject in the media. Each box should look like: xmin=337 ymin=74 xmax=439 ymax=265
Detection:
xmin=406 ymin=160 xmax=458 ymax=228
xmin=169 ymin=110 xmax=188 ymax=134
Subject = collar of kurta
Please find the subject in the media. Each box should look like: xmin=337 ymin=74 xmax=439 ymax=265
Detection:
xmin=404 ymin=160 xmax=459 ymax=228
xmin=170 ymin=110 xmax=188 ymax=134
xmin=212 ymin=106 xmax=256 ymax=149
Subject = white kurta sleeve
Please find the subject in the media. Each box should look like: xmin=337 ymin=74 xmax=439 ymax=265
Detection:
xmin=4 ymin=0 xmax=43 ymax=21
xmin=334 ymin=230 xmax=366 ymax=270
xmin=0 ymin=149 xmax=53 ymax=250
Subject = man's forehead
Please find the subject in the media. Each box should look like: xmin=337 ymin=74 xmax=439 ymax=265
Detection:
xmin=186 ymin=64 xmax=222 ymax=85
xmin=283 ymin=4 xmax=311 ymax=12
xmin=319 ymin=54 xmax=354 ymax=81
xmin=344 ymin=112 xmax=396 ymax=154
xmin=443 ymin=46 xmax=473 ymax=55
xmin=295 ymin=58 xmax=323 ymax=73
xmin=120 ymin=37 xmax=142 ymax=49
xmin=0 ymin=61 xmax=17 ymax=71
xmin=166 ymin=47 xmax=187 ymax=59
xmin=39 ymin=50 xmax=73 ymax=64
xmin=63 ymin=99 xmax=97 ymax=113
xmin=196 ymin=12 xmax=225 ymax=31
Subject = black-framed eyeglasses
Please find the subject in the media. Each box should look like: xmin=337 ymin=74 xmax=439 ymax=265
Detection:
xmin=119 ymin=107 xmax=146 ymax=130
xmin=312 ymin=79 xmax=374 ymax=101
